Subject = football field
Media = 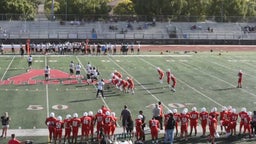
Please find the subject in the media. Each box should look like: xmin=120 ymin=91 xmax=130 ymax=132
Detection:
xmin=0 ymin=51 xmax=256 ymax=143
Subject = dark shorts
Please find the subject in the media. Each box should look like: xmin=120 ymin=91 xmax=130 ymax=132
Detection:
xmin=76 ymin=71 xmax=80 ymax=75
xmin=28 ymin=62 xmax=32 ymax=66
xmin=70 ymin=69 xmax=74 ymax=74
xmin=45 ymin=74 xmax=49 ymax=78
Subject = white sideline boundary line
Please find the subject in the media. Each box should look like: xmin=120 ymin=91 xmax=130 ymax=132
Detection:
xmin=76 ymin=56 xmax=120 ymax=128
xmin=179 ymin=61 xmax=256 ymax=98
xmin=1 ymin=56 xmax=15 ymax=81
xmin=45 ymin=56 xmax=49 ymax=117
xmin=107 ymin=57 xmax=171 ymax=111
xmin=138 ymin=57 xmax=224 ymax=107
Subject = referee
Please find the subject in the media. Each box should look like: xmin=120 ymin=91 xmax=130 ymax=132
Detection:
xmin=27 ymin=55 xmax=33 ymax=70
xmin=96 ymin=79 xmax=105 ymax=99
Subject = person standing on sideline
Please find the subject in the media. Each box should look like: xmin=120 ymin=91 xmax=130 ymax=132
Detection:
xmin=164 ymin=110 xmax=175 ymax=144
xmin=69 ymin=61 xmax=75 ymax=77
xmin=44 ymin=65 xmax=51 ymax=81
xmin=152 ymin=103 xmax=161 ymax=129
xmin=158 ymin=101 xmax=164 ymax=130
xmin=237 ymin=70 xmax=243 ymax=88
xmin=120 ymin=105 xmax=131 ymax=133
xmin=27 ymin=55 xmax=33 ymax=71
xmin=1 ymin=112 xmax=10 ymax=138
xmin=96 ymin=79 xmax=105 ymax=99
xmin=8 ymin=134 xmax=21 ymax=144
xmin=139 ymin=110 xmax=146 ymax=142
xmin=45 ymin=112 xmax=56 ymax=143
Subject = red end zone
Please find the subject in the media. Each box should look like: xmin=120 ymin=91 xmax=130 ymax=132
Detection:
xmin=1 ymin=69 xmax=110 ymax=85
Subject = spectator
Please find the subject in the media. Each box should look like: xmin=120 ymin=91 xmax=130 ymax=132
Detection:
xmin=8 ymin=134 xmax=21 ymax=144
xmin=120 ymin=105 xmax=131 ymax=133
xmin=139 ymin=110 xmax=146 ymax=141
xmin=164 ymin=110 xmax=175 ymax=144
xmin=126 ymin=115 xmax=134 ymax=135
xmin=1 ymin=112 xmax=10 ymax=138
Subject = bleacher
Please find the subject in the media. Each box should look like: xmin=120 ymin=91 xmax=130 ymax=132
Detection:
xmin=0 ymin=20 xmax=256 ymax=40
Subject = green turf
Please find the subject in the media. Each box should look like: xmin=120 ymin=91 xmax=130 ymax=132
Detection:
xmin=0 ymin=52 xmax=256 ymax=143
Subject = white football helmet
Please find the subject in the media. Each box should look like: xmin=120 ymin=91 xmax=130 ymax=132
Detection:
xmin=98 ymin=109 xmax=102 ymax=114
xmin=73 ymin=113 xmax=78 ymax=118
xmin=248 ymin=111 xmax=252 ymax=116
xmin=192 ymin=107 xmax=197 ymax=111
xmin=201 ymin=107 xmax=206 ymax=112
xmin=167 ymin=69 xmax=170 ymax=72
xmin=57 ymin=116 xmax=62 ymax=121
xmin=106 ymin=111 xmax=110 ymax=116
xmin=211 ymin=107 xmax=217 ymax=112
xmin=66 ymin=114 xmax=71 ymax=119
xmin=228 ymin=105 xmax=232 ymax=111
xmin=232 ymin=108 xmax=236 ymax=113
xmin=83 ymin=112 xmax=88 ymax=116
xmin=184 ymin=108 xmax=188 ymax=113
xmin=168 ymin=110 xmax=173 ymax=114
xmin=50 ymin=112 xmax=55 ymax=118
xmin=88 ymin=111 xmax=93 ymax=116
xmin=111 ymin=73 xmax=115 ymax=77
xmin=138 ymin=115 xmax=143 ymax=119
xmin=173 ymin=109 xmax=177 ymax=113
xmin=222 ymin=106 xmax=227 ymax=111
xmin=241 ymin=107 xmax=247 ymax=112
xmin=111 ymin=112 xmax=116 ymax=117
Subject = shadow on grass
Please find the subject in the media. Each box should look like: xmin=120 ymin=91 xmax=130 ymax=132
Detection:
xmin=212 ymin=87 xmax=236 ymax=91
xmin=69 ymin=98 xmax=96 ymax=103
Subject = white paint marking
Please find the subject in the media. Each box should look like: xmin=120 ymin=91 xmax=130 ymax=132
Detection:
xmin=49 ymin=60 xmax=57 ymax=62
xmin=181 ymin=62 xmax=256 ymax=98
xmin=139 ymin=57 xmax=224 ymax=107
xmin=1 ymin=56 xmax=15 ymax=81
xmin=45 ymin=56 xmax=49 ymax=117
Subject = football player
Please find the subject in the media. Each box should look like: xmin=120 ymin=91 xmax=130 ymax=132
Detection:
xmin=173 ymin=109 xmax=180 ymax=137
xmin=135 ymin=115 xmax=143 ymax=142
xmin=45 ymin=112 xmax=56 ymax=143
xmin=189 ymin=107 xmax=199 ymax=136
xmin=237 ymin=70 xmax=243 ymax=88
xmin=80 ymin=112 xmax=92 ymax=142
xmin=238 ymin=107 xmax=248 ymax=135
xmin=149 ymin=117 xmax=160 ymax=143
xmin=199 ymin=107 xmax=208 ymax=137
xmin=127 ymin=77 xmax=135 ymax=94
xmin=69 ymin=61 xmax=75 ymax=77
xmin=54 ymin=116 xmax=64 ymax=144
xmin=94 ymin=109 xmax=105 ymax=140
xmin=180 ymin=108 xmax=189 ymax=141
xmin=64 ymin=114 xmax=72 ymax=144
xmin=71 ymin=113 xmax=81 ymax=144
xmin=157 ymin=67 xmax=164 ymax=84
xmin=103 ymin=111 xmax=113 ymax=138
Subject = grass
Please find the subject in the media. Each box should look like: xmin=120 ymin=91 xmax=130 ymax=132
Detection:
xmin=0 ymin=51 xmax=256 ymax=143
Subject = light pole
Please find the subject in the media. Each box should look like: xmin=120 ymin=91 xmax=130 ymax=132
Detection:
xmin=51 ymin=0 xmax=55 ymax=21
xmin=65 ymin=0 xmax=68 ymax=21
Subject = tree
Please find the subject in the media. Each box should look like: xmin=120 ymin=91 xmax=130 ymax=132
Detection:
xmin=0 ymin=0 xmax=37 ymax=20
xmin=113 ymin=0 xmax=135 ymax=15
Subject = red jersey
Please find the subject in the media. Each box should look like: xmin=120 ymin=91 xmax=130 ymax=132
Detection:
xmin=189 ymin=111 xmax=199 ymax=123
xmin=45 ymin=117 xmax=57 ymax=128
xmin=199 ymin=111 xmax=208 ymax=122
xmin=243 ymin=115 xmax=251 ymax=125
xmin=173 ymin=113 xmax=180 ymax=122
xmin=81 ymin=116 xmax=92 ymax=128
xmin=127 ymin=78 xmax=135 ymax=88
xmin=220 ymin=110 xmax=229 ymax=121
xmin=149 ymin=119 xmax=160 ymax=130
xmin=8 ymin=139 xmax=21 ymax=144
xmin=166 ymin=71 xmax=171 ymax=78
xmin=114 ymin=71 xmax=122 ymax=78
xmin=71 ymin=118 xmax=81 ymax=129
xmin=94 ymin=113 xmax=105 ymax=126
xmin=180 ymin=114 xmax=189 ymax=126
xmin=55 ymin=120 xmax=64 ymax=131
xmin=209 ymin=112 xmax=219 ymax=120
xmin=239 ymin=111 xmax=248 ymax=122
xmin=104 ymin=115 xmax=113 ymax=126
xmin=135 ymin=119 xmax=143 ymax=130
xmin=208 ymin=117 xmax=217 ymax=130
xmin=171 ymin=75 xmax=176 ymax=83
xmin=229 ymin=113 xmax=238 ymax=122
xmin=238 ymin=71 xmax=242 ymax=79
xmin=157 ymin=69 xmax=164 ymax=77
xmin=64 ymin=119 xmax=72 ymax=130
xmin=102 ymin=106 xmax=111 ymax=114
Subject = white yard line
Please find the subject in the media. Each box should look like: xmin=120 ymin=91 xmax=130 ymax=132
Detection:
xmin=76 ymin=56 xmax=120 ymax=127
xmin=45 ymin=56 xmax=49 ymax=117
xmin=107 ymin=57 xmax=171 ymax=111
xmin=1 ymin=56 xmax=15 ymax=81
xmin=210 ymin=61 xmax=255 ymax=78
xmin=139 ymin=57 xmax=224 ymax=107
xmin=180 ymin=61 xmax=256 ymax=98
